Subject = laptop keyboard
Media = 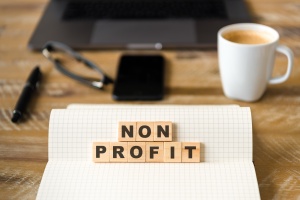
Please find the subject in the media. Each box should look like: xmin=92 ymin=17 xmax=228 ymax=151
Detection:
xmin=62 ymin=0 xmax=227 ymax=20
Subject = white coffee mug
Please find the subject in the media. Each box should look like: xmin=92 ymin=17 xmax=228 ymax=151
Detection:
xmin=218 ymin=23 xmax=294 ymax=102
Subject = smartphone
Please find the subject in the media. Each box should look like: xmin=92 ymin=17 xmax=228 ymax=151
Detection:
xmin=113 ymin=55 xmax=164 ymax=100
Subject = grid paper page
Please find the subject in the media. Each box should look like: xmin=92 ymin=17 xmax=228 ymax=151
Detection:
xmin=49 ymin=106 xmax=252 ymax=163
xmin=66 ymin=104 xmax=240 ymax=109
xmin=37 ymin=161 xmax=260 ymax=199
xmin=37 ymin=105 xmax=260 ymax=199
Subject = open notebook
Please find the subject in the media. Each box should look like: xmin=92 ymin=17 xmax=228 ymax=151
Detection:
xmin=37 ymin=105 xmax=260 ymax=199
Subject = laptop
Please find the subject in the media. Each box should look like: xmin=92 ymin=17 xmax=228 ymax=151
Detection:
xmin=28 ymin=0 xmax=251 ymax=50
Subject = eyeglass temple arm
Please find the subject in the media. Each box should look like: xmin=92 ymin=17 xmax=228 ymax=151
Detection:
xmin=77 ymin=57 xmax=114 ymax=85
xmin=54 ymin=59 xmax=105 ymax=89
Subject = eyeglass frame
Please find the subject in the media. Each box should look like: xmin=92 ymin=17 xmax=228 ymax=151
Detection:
xmin=42 ymin=41 xmax=113 ymax=89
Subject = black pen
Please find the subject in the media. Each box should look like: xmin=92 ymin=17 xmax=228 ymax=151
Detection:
xmin=11 ymin=66 xmax=42 ymax=123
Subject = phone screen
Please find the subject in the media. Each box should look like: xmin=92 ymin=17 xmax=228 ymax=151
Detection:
xmin=113 ymin=55 xmax=164 ymax=100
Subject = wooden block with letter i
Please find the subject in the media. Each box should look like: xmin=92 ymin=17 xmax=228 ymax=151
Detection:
xmin=110 ymin=142 xmax=128 ymax=162
xmin=128 ymin=142 xmax=146 ymax=162
xmin=181 ymin=142 xmax=200 ymax=163
xmin=154 ymin=121 xmax=172 ymax=142
xmin=118 ymin=122 xmax=136 ymax=141
xmin=164 ymin=142 xmax=182 ymax=162
xmin=93 ymin=142 xmax=110 ymax=163
xmin=136 ymin=122 xmax=154 ymax=141
xmin=146 ymin=142 xmax=164 ymax=162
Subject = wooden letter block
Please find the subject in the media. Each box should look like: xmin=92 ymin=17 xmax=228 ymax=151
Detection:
xmin=181 ymin=142 xmax=200 ymax=163
xmin=118 ymin=122 xmax=136 ymax=142
xmin=164 ymin=142 xmax=182 ymax=162
xmin=128 ymin=142 xmax=146 ymax=162
xmin=110 ymin=142 xmax=128 ymax=162
xmin=93 ymin=142 xmax=110 ymax=163
xmin=136 ymin=122 xmax=154 ymax=141
xmin=154 ymin=121 xmax=172 ymax=142
xmin=146 ymin=142 xmax=164 ymax=162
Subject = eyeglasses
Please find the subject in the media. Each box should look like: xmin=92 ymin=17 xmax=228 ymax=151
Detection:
xmin=42 ymin=41 xmax=113 ymax=89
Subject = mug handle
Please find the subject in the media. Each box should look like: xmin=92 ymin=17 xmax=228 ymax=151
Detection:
xmin=269 ymin=45 xmax=294 ymax=84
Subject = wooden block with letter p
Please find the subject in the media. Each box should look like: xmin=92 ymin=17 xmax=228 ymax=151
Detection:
xmin=93 ymin=142 xmax=110 ymax=162
xmin=118 ymin=122 xmax=136 ymax=141
xmin=164 ymin=142 xmax=182 ymax=162
xmin=110 ymin=142 xmax=128 ymax=162
xmin=181 ymin=142 xmax=200 ymax=163
xmin=154 ymin=121 xmax=172 ymax=141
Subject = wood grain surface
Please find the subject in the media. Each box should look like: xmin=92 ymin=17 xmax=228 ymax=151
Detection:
xmin=1 ymin=0 xmax=300 ymax=199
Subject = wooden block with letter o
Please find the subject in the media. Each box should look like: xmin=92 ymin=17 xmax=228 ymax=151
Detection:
xmin=128 ymin=142 xmax=146 ymax=162
xmin=181 ymin=142 xmax=200 ymax=163
xmin=136 ymin=122 xmax=154 ymax=141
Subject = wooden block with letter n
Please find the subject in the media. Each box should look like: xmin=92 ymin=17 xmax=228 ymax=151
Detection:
xmin=164 ymin=142 xmax=182 ymax=162
xmin=146 ymin=142 xmax=164 ymax=162
xmin=181 ymin=142 xmax=200 ymax=163
xmin=118 ymin=122 xmax=136 ymax=141
xmin=93 ymin=142 xmax=110 ymax=162
xmin=110 ymin=142 xmax=128 ymax=162
xmin=128 ymin=142 xmax=146 ymax=162
xmin=136 ymin=122 xmax=154 ymax=141
xmin=154 ymin=121 xmax=172 ymax=142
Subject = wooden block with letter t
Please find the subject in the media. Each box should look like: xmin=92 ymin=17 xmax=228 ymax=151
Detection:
xmin=164 ymin=142 xmax=182 ymax=162
xmin=181 ymin=142 xmax=200 ymax=163
xmin=154 ymin=121 xmax=172 ymax=141
xmin=118 ymin=122 xmax=136 ymax=141
xmin=109 ymin=142 xmax=128 ymax=162
xmin=146 ymin=142 xmax=164 ymax=162
xmin=93 ymin=142 xmax=110 ymax=163
xmin=128 ymin=142 xmax=146 ymax=162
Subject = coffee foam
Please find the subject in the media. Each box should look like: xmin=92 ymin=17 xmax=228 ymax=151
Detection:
xmin=223 ymin=30 xmax=273 ymax=45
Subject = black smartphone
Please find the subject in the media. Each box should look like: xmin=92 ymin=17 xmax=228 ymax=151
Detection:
xmin=113 ymin=55 xmax=164 ymax=100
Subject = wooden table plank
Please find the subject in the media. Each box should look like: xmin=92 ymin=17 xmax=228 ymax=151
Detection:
xmin=1 ymin=0 xmax=300 ymax=199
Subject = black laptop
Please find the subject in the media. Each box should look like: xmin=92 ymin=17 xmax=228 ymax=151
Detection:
xmin=29 ymin=0 xmax=251 ymax=50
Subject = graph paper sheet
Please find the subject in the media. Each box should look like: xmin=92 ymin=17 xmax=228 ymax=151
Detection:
xmin=37 ymin=105 xmax=260 ymax=199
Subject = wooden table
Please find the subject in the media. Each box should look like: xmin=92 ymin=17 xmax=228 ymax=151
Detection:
xmin=0 ymin=0 xmax=299 ymax=199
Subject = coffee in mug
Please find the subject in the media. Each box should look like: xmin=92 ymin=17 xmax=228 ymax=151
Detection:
xmin=222 ymin=30 xmax=272 ymax=45
xmin=218 ymin=23 xmax=294 ymax=102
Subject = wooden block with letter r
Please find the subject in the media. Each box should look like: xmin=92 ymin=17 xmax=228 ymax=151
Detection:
xmin=181 ymin=142 xmax=200 ymax=162
xmin=118 ymin=122 xmax=136 ymax=141
xmin=93 ymin=142 xmax=110 ymax=162
xmin=110 ymin=142 xmax=128 ymax=162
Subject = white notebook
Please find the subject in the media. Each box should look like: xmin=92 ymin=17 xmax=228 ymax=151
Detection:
xmin=37 ymin=105 xmax=260 ymax=199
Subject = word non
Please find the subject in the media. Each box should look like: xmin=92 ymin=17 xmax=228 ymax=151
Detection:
xmin=93 ymin=142 xmax=200 ymax=163
xmin=119 ymin=121 xmax=172 ymax=142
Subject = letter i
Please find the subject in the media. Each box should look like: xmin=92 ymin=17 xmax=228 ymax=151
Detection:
xmin=170 ymin=146 xmax=175 ymax=159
